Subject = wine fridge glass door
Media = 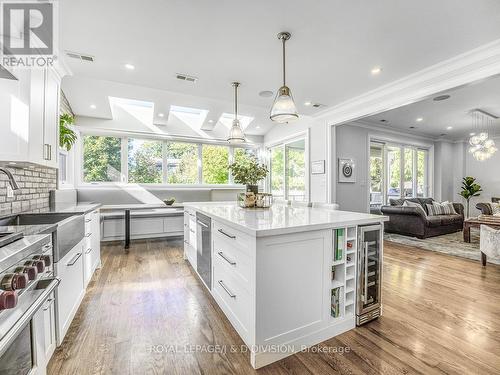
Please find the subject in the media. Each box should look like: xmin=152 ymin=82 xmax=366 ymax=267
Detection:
xmin=358 ymin=225 xmax=382 ymax=314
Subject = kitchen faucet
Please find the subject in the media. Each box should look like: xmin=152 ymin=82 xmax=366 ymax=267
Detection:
xmin=0 ymin=167 xmax=20 ymax=190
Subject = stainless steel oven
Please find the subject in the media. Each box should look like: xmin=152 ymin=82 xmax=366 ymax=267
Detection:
xmin=356 ymin=224 xmax=383 ymax=325
xmin=0 ymin=235 xmax=59 ymax=375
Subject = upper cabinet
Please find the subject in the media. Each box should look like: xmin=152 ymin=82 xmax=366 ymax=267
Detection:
xmin=0 ymin=65 xmax=63 ymax=168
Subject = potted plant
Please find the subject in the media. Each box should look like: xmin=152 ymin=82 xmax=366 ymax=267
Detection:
xmin=229 ymin=157 xmax=268 ymax=195
xmin=60 ymin=113 xmax=78 ymax=151
xmin=459 ymin=176 xmax=482 ymax=217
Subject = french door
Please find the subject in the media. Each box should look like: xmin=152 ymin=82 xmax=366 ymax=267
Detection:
xmin=370 ymin=141 xmax=429 ymax=210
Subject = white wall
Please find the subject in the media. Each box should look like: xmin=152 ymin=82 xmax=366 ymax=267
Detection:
xmin=335 ymin=122 xmax=435 ymax=213
xmin=452 ymin=136 xmax=500 ymax=216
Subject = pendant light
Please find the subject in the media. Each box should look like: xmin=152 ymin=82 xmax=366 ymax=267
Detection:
xmin=468 ymin=109 xmax=498 ymax=161
xmin=270 ymin=32 xmax=299 ymax=123
xmin=227 ymin=82 xmax=246 ymax=144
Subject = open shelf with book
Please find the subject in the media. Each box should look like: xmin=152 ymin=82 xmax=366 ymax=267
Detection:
xmin=330 ymin=226 xmax=357 ymax=320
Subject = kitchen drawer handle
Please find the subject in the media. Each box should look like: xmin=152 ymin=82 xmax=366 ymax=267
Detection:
xmin=42 ymin=298 xmax=54 ymax=311
xmin=218 ymin=229 xmax=236 ymax=239
xmin=66 ymin=253 xmax=82 ymax=266
xmin=189 ymin=229 xmax=195 ymax=233
xmin=85 ymin=218 xmax=92 ymax=223
xmin=85 ymin=233 xmax=92 ymax=237
xmin=218 ymin=251 xmax=236 ymax=266
xmin=196 ymin=220 xmax=209 ymax=228
xmin=218 ymin=280 xmax=236 ymax=298
xmin=85 ymin=248 xmax=92 ymax=254
xmin=183 ymin=240 xmax=188 ymax=244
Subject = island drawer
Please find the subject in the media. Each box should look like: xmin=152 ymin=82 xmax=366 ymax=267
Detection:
xmin=212 ymin=260 xmax=252 ymax=342
xmin=213 ymin=235 xmax=252 ymax=289
xmin=213 ymin=221 xmax=253 ymax=253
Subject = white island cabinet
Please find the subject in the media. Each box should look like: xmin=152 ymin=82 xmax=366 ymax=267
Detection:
xmin=183 ymin=202 xmax=388 ymax=369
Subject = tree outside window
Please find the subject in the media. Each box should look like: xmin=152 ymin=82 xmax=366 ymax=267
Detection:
xmin=128 ymin=139 xmax=163 ymax=183
xmin=83 ymin=135 xmax=122 ymax=182
xmin=202 ymin=145 xmax=229 ymax=184
xmin=166 ymin=142 xmax=198 ymax=184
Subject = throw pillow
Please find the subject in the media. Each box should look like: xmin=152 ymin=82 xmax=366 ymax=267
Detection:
xmin=426 ymin=201 xmax=456 ymax=216
xmin=403 ymin=200 xmax=426 ymax=216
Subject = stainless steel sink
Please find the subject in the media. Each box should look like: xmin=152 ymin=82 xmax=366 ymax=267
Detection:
xmin=0 ymin=213 xmax=85 ymax=262
xmin=0 ymin=213 xmax=77 ymax=226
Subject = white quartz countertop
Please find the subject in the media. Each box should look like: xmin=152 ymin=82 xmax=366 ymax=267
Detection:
xmin=184 ymin=202 xmax=388 ymax=237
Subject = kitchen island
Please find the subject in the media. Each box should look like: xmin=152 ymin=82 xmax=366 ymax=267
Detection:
xmin=183 ymin=202 xmax=388 ymax=369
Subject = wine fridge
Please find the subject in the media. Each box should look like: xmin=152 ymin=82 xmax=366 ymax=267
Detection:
xmin=356 ymin=224 xmax=383 ymax=325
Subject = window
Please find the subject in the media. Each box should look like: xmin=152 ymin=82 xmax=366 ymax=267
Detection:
xmin=58 ymin=151 xmax=68 ymax=184
xmin=128 ymin=138 xmax=163 ymax=183
xmin=166 ymin=142 xmax=198 ymax=184
xmin=369 ymin=144 xmax=383 ymax=210
xmin=80 ymin=133 xmax=260 ymax=185
xmin=268 ymin=137 xmax=307 ymax=201
xmin=83 ymin=135 xmax=122 ymax=182
xmin=202 ymin=144 xmax=229 ymax=184
xmin=369 ymin=141 xmax=431 ymax=207
xmin=286 ymin=140 xmax=306 ymax=201
xmin=270 ymin=147 xmax=285 ymax=198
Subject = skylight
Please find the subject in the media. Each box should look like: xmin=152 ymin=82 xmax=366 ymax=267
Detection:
xmin=168 ymin=105 xmax=209 ymax=135
xmin=218 ymin=113 xmax=254 ymax=130
xmin=108 ymin=96 xmax=159 ymax=133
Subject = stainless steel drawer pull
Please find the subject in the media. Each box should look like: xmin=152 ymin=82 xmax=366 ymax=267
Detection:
xmin=218 ymin=251 xmax=236 ymax=265
xmin=196 ymin=220 xmax=209 ymax=228
xmin=85 ymin=248 xmax=92 ymax=254
xmin=189 ymin=229 xmax=195 ymax=233
xmin=85 ymin=218 xmax=92 ymax=223
xmin=218 ymin=229 xmax=236 ymax=239
xmin=85 ymin=233 xmax=92 ymax=237
xmin=218 ymin=280 xmax=236 ymax=298
xmin=66 ymin=253 xmax=82 ymax=266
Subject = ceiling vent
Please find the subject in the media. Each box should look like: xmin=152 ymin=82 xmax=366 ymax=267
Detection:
xmin=65 ymin=51 xmax=95 ymax=62
xmin=176 ymin=73 xmax=198 ymax=83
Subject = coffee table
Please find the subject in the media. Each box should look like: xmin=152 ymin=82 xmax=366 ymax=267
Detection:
xmin=463 ymin=215 xmax=500 ymax=266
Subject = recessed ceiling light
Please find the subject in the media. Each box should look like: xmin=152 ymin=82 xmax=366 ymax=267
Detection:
xmin=158 ymin=113 xmax=164 ymax=117
xmin=256 ymin=125 xmax=261 ymax=129
xmin=371 ymin=67 xmax=382 ymax=75
xmin=259 ymin=90 xmax=273 ymax=98
xmin=470 ymin=132 xmax=476 ymax=136
xmin=409 ymin=126 xmax=416 ymax=129
xmin=446 ymin=126 xmax=453 ymax=130
xmin=90 ymin=104 xmax=96 ymax=109
xmin=416 ymin=117 xmax=423 ymax=122
xmin=304 ymin=101 xmax=312 ymax=106
xmin=9 ymin=162 xmax=16 ymax=165
xmin=124 ymin=64 xmax=135 ymax=70
xmin=208 ymin=119 xmax=214 ymax=123
xmin=379 ymin=119 xmax=388 ymax=123
xmin=433 ymin=94 xmax=450 ymax=101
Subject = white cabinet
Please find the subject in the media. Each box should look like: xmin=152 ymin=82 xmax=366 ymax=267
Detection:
xmin=54 ymin=240 xmax=85 ymax=345
xmin=83 ymin=210 xmax=101 ymax=287
xmin=183 ymin=210 xmax=197 ymax=269
xmin=33 ymin=292 xmax=56 ymax=375
xmin=0 ymin=66 xmax=61 ymax=167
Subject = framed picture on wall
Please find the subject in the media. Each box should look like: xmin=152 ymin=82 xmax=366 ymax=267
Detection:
xmin=338 ymin=158 xmax=356 ymax=183
xmin=311 ymin=160 xmax=325 ymax=174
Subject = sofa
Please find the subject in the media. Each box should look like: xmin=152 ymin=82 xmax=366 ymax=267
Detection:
xmin=381 ymin=198 xmax=464 ymax=239
xmin=476 ymin=197 xmax=500 ymax=215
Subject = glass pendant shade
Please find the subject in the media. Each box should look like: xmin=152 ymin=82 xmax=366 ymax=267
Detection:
xmin=227 ymin=82 xmax=246 ymax=144
xmin=227 ymin=119 xmax=245 ymax=144
xmin=270 ymin=86 xmax=299 ymax=123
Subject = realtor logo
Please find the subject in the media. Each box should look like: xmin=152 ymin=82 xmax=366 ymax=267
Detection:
xmin=1 ymin=0 xmax=57 ymax=67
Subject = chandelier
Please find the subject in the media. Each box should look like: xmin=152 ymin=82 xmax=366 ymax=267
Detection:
xmin=468 ymin=109 xmax=498 ymax=161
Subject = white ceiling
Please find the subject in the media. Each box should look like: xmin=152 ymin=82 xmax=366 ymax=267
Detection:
xmin=60 ymin=0 xmax=500 ymax=135
xmin=362 ymin=75 xmax=500 ymax=141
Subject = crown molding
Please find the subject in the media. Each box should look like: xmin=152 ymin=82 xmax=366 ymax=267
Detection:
xmin=315 ymin=38 xmax=500 ymax=127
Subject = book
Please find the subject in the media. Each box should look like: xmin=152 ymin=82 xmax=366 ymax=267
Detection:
xmin=331 ymin=287 xmax=341 ymax=318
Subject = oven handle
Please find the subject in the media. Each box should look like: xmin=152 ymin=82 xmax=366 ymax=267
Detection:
xmin=0 ymin=277 xmax=60 ymax=358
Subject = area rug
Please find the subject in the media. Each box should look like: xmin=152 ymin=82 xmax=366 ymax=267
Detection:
xmin=384 ymin=228 xmax=500 ymax=265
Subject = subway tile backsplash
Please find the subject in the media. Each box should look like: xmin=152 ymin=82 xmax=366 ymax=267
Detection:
xmin=0 ymin=166 xmax=57 ymax=215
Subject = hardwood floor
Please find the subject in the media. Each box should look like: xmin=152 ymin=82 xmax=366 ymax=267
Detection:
xmin=48 ymin=238 xmax=500 ymax=375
